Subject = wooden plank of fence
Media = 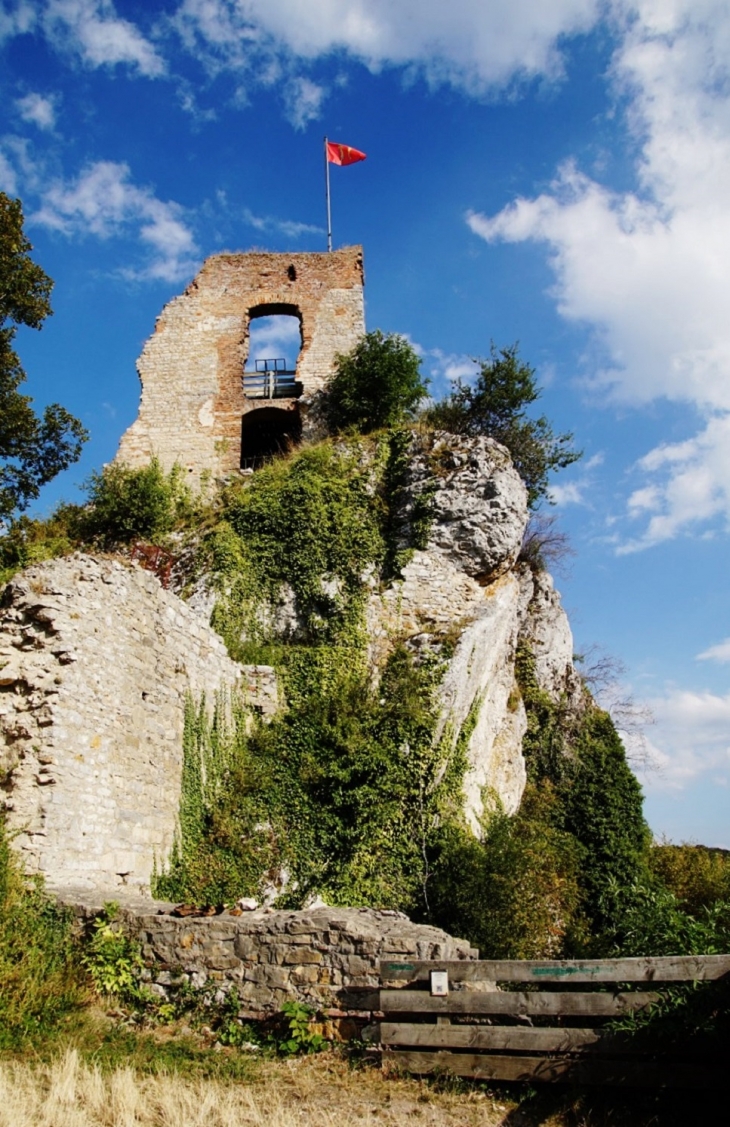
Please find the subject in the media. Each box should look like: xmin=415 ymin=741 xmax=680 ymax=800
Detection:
xmin=379 ymin=989 xmax=658 ymax=1018
xmin=384 ymin=1050 xmax=719 ymax=1088
xmin=379 ymin=954 xmax=730 ymax=985
xmin=379 ymin=1024 xmax=632 ymax=1053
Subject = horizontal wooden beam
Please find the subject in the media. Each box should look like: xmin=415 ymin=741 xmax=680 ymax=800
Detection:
xmin=379 ymin=1024 xmax=620 ymax=1053
xmin=379 ymin=954 xmax=730 ymax=985
xmin=384 ymin=1050 xmax=720 ymax=1088
xmin=379 ymin=989 xmax=658 ymax=1017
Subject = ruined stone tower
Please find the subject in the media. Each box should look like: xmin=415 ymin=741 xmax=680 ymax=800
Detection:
xmin=116 ymin=246 xmax=365 ymax=482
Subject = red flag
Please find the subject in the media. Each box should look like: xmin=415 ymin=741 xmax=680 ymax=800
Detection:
xmin=326 ymin=141 xmax=366 ymax=166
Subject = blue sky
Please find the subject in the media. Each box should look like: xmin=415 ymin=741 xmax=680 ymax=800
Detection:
xmin=2 ymin=0 xmax=729 ymax=845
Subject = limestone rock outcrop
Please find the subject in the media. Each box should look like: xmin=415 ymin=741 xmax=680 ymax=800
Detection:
xmin=0 ymin=555 xmax=272 ymax=893
xmin=368 ymin=431 xmax=577 ymax=828
xmin=404 ymin=432 xmax=528 ymax=580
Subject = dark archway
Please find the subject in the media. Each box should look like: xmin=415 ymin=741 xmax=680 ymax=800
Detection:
xmin=240 ymin=406 xmax=301 ymax=470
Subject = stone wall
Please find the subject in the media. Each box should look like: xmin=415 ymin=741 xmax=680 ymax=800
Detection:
xmin=68 ymin=899 xmax=477 ymax=1018
xmin=116 ymin=247 xmax=365 ymax=486
xmin=0 ymin=554 xmax=273 ymax=894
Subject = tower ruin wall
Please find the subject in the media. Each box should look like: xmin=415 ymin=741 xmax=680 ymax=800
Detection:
xmin=116 ymin=247 xmax=365 ymax=484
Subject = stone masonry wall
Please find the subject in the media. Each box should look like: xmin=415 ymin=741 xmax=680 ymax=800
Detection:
xmin=117 ymin=247 xmax=365 ymax=486
xmin=67 ymin=900 xmax=477 ymax=1019
xmin=0 ymin=554 xmax=274 ymax=894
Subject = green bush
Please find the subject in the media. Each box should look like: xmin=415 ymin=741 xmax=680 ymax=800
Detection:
xmin=0 ymin=818 xmax=86 ymax=1046
xmin=323 ymin=330 xmax=427 ymax=434
xmin=0 ymin=503 xmax=84 ymax=585
xmin=649 ymin=842 xmax=730 ymax=915
xmin=80 ymin=457 xmax=197 ymax=547
xmin=429 ymin=783 xmax=584 ymax=958
xmin=557 ymin=708 xmax=651 ymax=946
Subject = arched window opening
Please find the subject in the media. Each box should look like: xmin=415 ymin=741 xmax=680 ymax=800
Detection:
xmin=243 ymin=311 xmax=302 ymax=400
xmin=240 ymin=406 xmax=302 ymax=471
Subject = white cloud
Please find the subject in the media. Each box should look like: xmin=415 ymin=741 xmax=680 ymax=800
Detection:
xmin=698 ymin=638 xmax=730 ymax=664
xmin=1 ymin=1 xmax=165 ymax=76
xmin=170 ymin=0 xmax=600 ymax=92
xmin=0 ymin=1 xmax=36 ymax=43
xmin=33 ymin=161 xmax=199 ymax=282
xmin=242 ymin=207 xmax=322 ymax=239
xmin=43 ymin=0 xmax=166 ymax=76
xmin=15 ymin=92 xmax=57 ymax=130
xmin=467 ymin=0 xmax=730 ymax=547
xmin=247 ymin=314 xmax=301 ymax=366
xmin=620 ymin=414 xmax=730 ymax=550
xmin=282 ymin=76 xmax=326 ymax=130
xmin=631 ymin=685 xmax=730 ymax=792
xmin=0 ymin=151 xmax=18 ymax=195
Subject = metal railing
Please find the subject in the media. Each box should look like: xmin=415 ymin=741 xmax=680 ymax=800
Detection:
xmin=243 ymin=358 xmax=302 ymax=399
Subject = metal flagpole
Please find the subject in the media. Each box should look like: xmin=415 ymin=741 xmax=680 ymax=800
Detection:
xmin=324 ymin=135 xmax=333 ymax=252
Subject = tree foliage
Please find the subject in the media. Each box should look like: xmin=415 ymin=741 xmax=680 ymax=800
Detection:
xmin=0 ymin=193 xmax=87 ymax=523
xmin=323 ymin=329 xmax=428 ymax=434
xmin=426 ymin=344 xmax=581 ymax=507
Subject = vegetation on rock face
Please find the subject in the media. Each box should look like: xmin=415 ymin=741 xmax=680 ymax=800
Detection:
xmin=0 ymin=192 xmax=87 ymax=525
xmin=155 ymin=436 xmax=466 ymax=910
xmin=425 ymin=344 xmax=581 ymax=508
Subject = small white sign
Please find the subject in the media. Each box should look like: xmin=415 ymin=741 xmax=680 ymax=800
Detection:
xmin=430 ymin=970 xmax=449 ymax=996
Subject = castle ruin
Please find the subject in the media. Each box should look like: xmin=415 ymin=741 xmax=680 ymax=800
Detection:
xmin=117 ymin=246 xmax=365 ymax=482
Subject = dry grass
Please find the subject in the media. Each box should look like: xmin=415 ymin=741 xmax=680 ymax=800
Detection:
xmin=0 ymin=1049 xmax=512 ymax=1127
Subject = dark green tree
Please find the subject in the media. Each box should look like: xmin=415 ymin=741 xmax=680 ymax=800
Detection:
xmin=323 ymin=329 xmax=427 ymax=434
xmin=0 ymin=193 xmax=87 ymax=523
xmin=427 ymin=344 xmax=581 ymax=507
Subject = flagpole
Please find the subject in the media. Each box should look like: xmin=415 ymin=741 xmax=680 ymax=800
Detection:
xmin=324 ymin=135 xmax=333 ymax=252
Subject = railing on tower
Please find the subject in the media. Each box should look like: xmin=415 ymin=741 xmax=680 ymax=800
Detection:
xmin=243 ymin=358 xmax=303 ymax=399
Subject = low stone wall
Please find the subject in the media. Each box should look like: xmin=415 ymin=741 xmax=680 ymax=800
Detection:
xmin=71 ymin=899 xmax=477 ymax=1018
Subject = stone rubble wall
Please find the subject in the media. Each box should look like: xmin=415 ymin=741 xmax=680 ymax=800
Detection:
xmin=116 ymin=247 xmax=365 ymax=486
xmin=67 ymin=899 xmax=478 ymax=1018
xmin=0 ymin=555 xmax=274 ymax=894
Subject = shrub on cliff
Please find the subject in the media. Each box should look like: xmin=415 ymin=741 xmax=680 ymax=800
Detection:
xmin=425 ymin=344 xmax=581 ymax=507
xmin=323 ymin=330 xmax=427 ymax=434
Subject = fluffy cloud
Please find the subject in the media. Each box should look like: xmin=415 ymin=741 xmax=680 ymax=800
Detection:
xmin=698 ymin=638 xmax=730 ymax=664
xmin=632 ymin=685 xmax=730 ymax=792
xmin=0 ymin=1 xmax=165 ymax=76
xmin=0 ymin=1 xmax=35 ymax=43
xmin=44 ymin=0 xmax=165 ymax=75
xmin=467 ymin=0 xmax=730 ymax=546
xmin=170 ymin=0 xmax=600 ymax=92
xmin=282 ymin=77 xmax=326 ymax=131
xmin=15 ymin=92 xmax=57 ymax=130
xmin=33 ymin=161 xmax=199 ymax=281
xmin=621 ymin=414 xmax=730 ymax=550
xmin=247 ymin=313 xmax=301 ymax=366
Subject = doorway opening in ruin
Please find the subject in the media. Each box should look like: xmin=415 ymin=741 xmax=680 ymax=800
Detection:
xmin=243 ymin=307 xmax=303 ymax=400
xmin=240 ymin=406 xmax=302 ymax=471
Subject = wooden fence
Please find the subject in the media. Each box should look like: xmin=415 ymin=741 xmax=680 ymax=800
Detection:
xmin=371 ymin=955 xmax=730 ymax=1087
